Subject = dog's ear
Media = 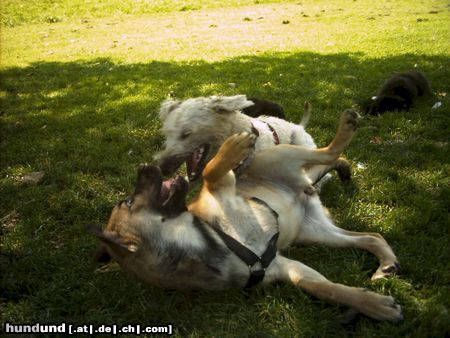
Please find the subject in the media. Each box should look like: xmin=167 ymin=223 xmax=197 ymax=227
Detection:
xmin=159 ymin=98 xmax=181 ymax=121
xmin=85 ymin=224 xmax=138 ymax=255
xmin=209 ymin=95 xmax=254 ymax=114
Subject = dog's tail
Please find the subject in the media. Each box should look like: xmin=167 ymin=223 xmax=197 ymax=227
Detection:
xmin=300 ymin=101 xmax=312 ymax=127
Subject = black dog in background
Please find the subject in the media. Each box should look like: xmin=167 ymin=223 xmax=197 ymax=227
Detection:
xmin=366 ymin=70 xmax=432 ymax=115
xmin=242 ymin=97 xmax=286 ymax=119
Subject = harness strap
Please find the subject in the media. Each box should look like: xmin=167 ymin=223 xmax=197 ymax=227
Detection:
xmin=210 ymin=197 xmax=280 ymax=289
xmin=250 ymin=197 xmax=279 ymax=219
xmin=211 ymin=226 xmax=261 ymax=268
xmin=246 ymin=232 xmax=279 ymax=288
xmin=211 ymin=226 xmax=279 ymax=289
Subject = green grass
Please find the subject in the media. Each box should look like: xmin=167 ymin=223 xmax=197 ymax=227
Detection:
xmin=1 ymin=0 xmax=287 ymax=27
xmin=1 ymin=0 xmax=449 ymax=337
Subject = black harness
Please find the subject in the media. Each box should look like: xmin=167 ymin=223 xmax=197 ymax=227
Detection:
xmin=214 ymin=122 xmax=280 ymax=288
xmin=210 ymin=198 xmax=280 ymax=289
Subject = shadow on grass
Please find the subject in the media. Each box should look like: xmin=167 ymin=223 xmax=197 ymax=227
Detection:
xmin=1 ymin=51 xmax=449 ymax=336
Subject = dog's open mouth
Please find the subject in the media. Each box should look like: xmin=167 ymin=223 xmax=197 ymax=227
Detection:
xmin=159 ymin=176 xmax=187 ymax=206
xmin=186 ymin=144 xmax=209 ymax=182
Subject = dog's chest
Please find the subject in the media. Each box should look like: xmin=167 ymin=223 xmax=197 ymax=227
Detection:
xmin=216 ymin=196 xmax=277 ymax=256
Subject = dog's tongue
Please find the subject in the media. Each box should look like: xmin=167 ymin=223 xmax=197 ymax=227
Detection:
xmin=160 ymin=179 xmax=174 ymax=202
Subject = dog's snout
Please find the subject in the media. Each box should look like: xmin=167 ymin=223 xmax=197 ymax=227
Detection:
xmin=158 ymin=160 xmax=173 ymax=176
xmin=158 ymin=156 xmax=186 ymax=177
xmin=134 ymin=165 xmax=163 ymax=201
xmin=137 ymin=164 xmax=161 ymax=177
xmin=136 ymin=165 xmax=163 ymax=191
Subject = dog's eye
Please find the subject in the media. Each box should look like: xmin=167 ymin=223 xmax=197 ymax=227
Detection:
xmin=125 ymin=197 xmax=134 ymax=208
xmin=161 ymin=217 xmax=166 ymax=223
xmin=180 ymin=131 xmax=192 ymax=140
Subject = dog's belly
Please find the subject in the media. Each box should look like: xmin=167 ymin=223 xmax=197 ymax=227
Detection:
xmin=237 ymin=180 xmax=304 ymax=249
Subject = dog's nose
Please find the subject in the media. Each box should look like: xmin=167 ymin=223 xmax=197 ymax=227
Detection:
xmin=158 ymin=159 xmax=174 ymax=176
xmin=137 ymin=164 xmax=161 ymax=177
xmin=158 ymin=157 xmax=184 ymax=177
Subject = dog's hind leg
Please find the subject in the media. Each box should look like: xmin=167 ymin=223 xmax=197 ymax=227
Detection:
xmin=202 ymin=132 xmax=257 ymax=190
xmin=296 ymin=195 xmax=400 ymax=280
xmin=306 ymin=157 xmax=353 ymax=186
xmin=246 ymin=109 xmax=358 ymax=190
xmin=265 ymin=256 xmax=403 ymax=322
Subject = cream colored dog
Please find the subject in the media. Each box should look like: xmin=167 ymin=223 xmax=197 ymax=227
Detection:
xmin=156 ymin=95 xmax=351 ymax=188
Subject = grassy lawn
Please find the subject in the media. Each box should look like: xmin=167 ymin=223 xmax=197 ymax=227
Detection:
xmin=1 ymin=0 xmax=449 ymax=336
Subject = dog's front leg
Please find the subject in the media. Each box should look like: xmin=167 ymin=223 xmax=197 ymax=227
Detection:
xmin=267 ymin=256 xmax=403 ymax=322
xmin=202 ymin=132 xmax=257 ymax=190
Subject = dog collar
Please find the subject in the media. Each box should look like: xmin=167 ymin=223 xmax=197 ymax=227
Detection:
xmin=267 ymin=123 xmax=280 ymax=145
xmin=210 ymin=197 xmax=279 ymax=289
xmin=250 ymin=120 xmax=280 ymax=145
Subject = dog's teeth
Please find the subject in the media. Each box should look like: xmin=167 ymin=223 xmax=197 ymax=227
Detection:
xmin=238 ymin=160 xmax=244 ymax=165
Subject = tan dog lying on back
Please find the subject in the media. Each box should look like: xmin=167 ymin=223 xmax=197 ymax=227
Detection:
xmin=87 ymin=109 xmax=402 ymax=322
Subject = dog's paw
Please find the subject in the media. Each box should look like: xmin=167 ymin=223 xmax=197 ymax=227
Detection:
xmin=334 ymin=158 xmax=352 ymax=182
xmin=371 ymin=262 xmax=401 ymax=281
xmin=356 ymin=289 xmax=403 ymax=322
xmin=341 ymin=109 xmax=359 ymax=131
xmin=219 ymin=132 xmax=257 ymax=168
xmin=232 ymin=132 xmax=257 ymax=163
xmin=328 ymin=110 xmax=359 ymax=155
